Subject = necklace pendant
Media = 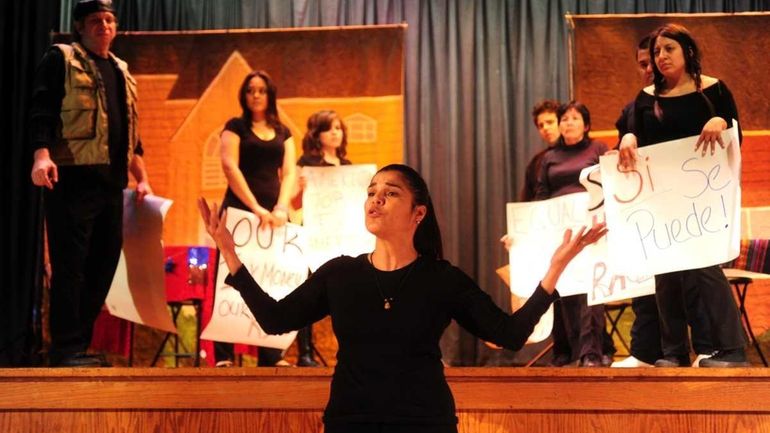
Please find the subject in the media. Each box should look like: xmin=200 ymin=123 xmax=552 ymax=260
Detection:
xmin=384 ymin=299 xmax=392 ymax=310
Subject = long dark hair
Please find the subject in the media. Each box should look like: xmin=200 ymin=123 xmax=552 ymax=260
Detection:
xmin=557 ymin=100 xmax=591 ymax=141
xmin=377 ymin=164 xmax=443 ymax=260
xmin=302 ymin=110 xmax=348 ymax=158
xmin=650 ymin=24 xmax=713 ymax=119
xmin=238 ymin=70 xmax=283 ymax=130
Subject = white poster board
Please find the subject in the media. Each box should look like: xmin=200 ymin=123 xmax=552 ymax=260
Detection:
xmin=200 ymin=207 xmax=307 ymax=349
xmin=507 ymin=191 xmax=655 ymax=304
xmin=302 ymin=164 xmax=377 ymax=272
xmin=106 ymin=192 xmax=177 ymax=333
xmin=507 ymin=193 xmax=595 ymax=298
xmin=600 ymin=123 xmax=741 ymax=276
xmin=579 ymin=165 xmax=656 ymax=305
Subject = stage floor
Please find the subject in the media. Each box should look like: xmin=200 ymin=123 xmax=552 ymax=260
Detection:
xmin=2 ymin=367 xmax=770 ymax=432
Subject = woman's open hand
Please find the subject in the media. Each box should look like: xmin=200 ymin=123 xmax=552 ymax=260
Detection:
xmin=198 ymin=198 xmax=235 ymax=254
xmin=541 ymin=222 xmax=608 ymax=293
xmin=198 ymin=197 xmax=243 ymax=275
xmin=551 ymin=222 xmax=607 ymax=267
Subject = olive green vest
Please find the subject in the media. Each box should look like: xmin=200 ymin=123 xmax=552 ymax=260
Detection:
xmin=52 ymin=42 xmax=139 ymax=166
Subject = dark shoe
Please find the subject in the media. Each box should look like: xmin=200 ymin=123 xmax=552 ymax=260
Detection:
xmin=297 ymin=354 xmax=320 ymax=367
xmin=95 ymin=353 xmax=112 ymax=367
xmin=579 ymin=354 xmax=601 ymax=367
xmin=654 ymin=355 xmax=690 ymax=367
xmin=53 ymin=352 xmax=107 ymax=368
xmin=550 ymin=354 xmax=572 ymax=367
xmin=296 ymin=326 xmax=320 ymax=367
xmin=699 ymin=349 xmax=750 ymax=368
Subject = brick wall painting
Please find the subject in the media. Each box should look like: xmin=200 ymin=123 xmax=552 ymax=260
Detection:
xmin=54 ymin=27 xmax=406 ymax=246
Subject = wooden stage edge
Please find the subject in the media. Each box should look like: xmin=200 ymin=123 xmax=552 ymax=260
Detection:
xmin=3 ymin=367 xmax=770 ymax=433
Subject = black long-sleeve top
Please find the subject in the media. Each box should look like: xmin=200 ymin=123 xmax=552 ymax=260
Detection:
xmin=615 ymin=101 xmax=635 ymax=140
xmin=535 ymin=137 xmax=608 ymax=200
xmin=632 ymin=80 xmax=741 ymax=147
xmin=225 ymin=254 xmax=558 ymax=426
xmin=520 ymin=146 xmax=550 ymax=202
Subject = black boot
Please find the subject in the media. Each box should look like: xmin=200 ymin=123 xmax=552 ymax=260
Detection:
xmin=297 ymin=326 xmax=319 ymax=367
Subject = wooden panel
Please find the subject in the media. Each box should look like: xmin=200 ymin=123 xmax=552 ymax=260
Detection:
xmin=3 ymin=368 xmax=770 ymax=432
xmin=52 ymin=27 xmax=406 ymax=247
xmin=0 ymin=410 xmax=324 ymax=433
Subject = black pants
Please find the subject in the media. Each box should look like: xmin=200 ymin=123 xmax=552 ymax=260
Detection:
xmin=45 ymin=169 xmax=123 ymax=363
xmin=631 ymin=292 xmax=714 ymax=364
xmin=552 ymin=294 xmax=609 ymax=361
xmin=325 ymin=423 xmax=457 ymax=433
xmin=655 ymin=265 xmax=745 ymax=357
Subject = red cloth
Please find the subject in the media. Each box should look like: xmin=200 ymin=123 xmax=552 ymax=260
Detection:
xmin=90 ymin=307 xmax=132 ymax=358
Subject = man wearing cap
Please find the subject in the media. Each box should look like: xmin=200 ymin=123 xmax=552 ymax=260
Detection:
xmin=29 ymin=0 xmax=151 ymax=367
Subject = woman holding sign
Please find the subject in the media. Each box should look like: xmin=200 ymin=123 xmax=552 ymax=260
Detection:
xmin=214 ymin=70 xmax=297 ymax=367
xmin=535 ymin=101 xmax=616 ymax=368
xmin=199 ymin=164 xmax=606 ymax=433
xmin=292 ymin=110 xmax=352 ymax=209
xmin=290 ymin=110 xmax=353 ymax=367
xmin=617 ymin=23 xmax=747 ymax=367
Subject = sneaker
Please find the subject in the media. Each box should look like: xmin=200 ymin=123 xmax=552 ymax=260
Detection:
xmin=654 ymin=355 xmax=690 ymax=367
xmin=698 ymin=349 xmax=750 ymax=368
xmin=275 ymin=359 xmax=293 ymax=367
xmin=612 ymin=356 xmax=653 ymax=368
xmin=215 ymin=360 xmax=234 ymax=368
xmin=691 ymin=351 xmax=716 ymax=368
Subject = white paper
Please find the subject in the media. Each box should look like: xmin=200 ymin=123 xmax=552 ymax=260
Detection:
xmin=507 ymin=193 xmax=595 ymax=298
xmin=106 ymin=192 xmax=177 ymax=333
xmin=302 ymin=164 xmax=377 ymax=271
xmin=600 ymin=123 xmax=741 ymax=276
xmin=506 ymin=191 xmax=655 ymax=305
xmin=200 ymin=207 xmax=307 ymax=349
xmin=579 ymin=165 xmax=656 ymax=305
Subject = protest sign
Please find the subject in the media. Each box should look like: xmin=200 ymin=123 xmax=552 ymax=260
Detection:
xmin=507 ymin=193 xmax=595 ymax=298
xmin=600 ymin=123 xmax=741 ymax=275
xmin=507 ymin=189 xmax=654 ymax=304
xmin=579 ymin=165 xmax=655 ymax=305
xmin=302 ymin=164 xmax=376 ymax=271
xmin=200 ymin=207 xmax=307 ymax=349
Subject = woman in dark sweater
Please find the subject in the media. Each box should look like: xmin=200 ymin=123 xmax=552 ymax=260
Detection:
xmin=618 ymin=23 xmax=747 ymax=367
xmin=199 ymin=164 xmax=606 ymax=433
xmin=535 ymin=101 xmax=614 ymax=367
